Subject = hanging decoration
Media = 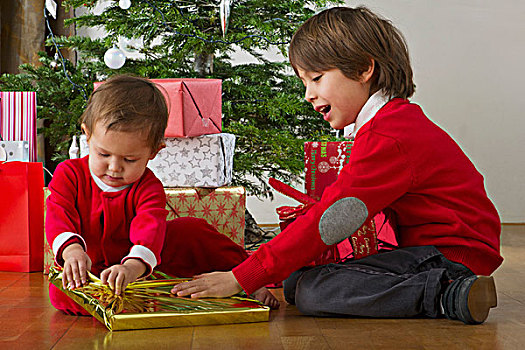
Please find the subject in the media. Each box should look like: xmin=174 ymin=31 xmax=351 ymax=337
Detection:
xmin=45 ymin=0 xmax=58 ymax=19
xmin=144 ymin=0 xmax=287 ymax=45
xmin=44 ymin=7 xmax=89 ymax=100
xmin=104 ymin=47 xmax=126 ymax=69
xmin=219 ymin=0 xmax=231 ymax=38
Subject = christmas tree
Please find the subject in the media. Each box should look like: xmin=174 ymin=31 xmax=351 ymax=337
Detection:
xmin=1 ymin=0 xmax=341 ymax=198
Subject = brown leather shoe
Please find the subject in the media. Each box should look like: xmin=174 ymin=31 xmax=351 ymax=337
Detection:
xmin=442 ymin=275 xmax=497 ymax=324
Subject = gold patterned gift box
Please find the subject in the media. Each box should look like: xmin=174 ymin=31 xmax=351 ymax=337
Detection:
xmin=164 ymin=186 xmax=246 ymax=247
xmin=43 ymin=186 xmax=246 ymax=273
xmin=48 ymin=267 xmax=269 ymax=331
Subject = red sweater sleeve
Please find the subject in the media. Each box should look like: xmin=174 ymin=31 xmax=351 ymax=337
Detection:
xmin=125 ymin=171 xmax=168 ymax=271
xmin=45 ymin=160 xmax=87 ymax=253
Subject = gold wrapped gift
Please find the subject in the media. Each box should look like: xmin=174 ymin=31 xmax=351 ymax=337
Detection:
xmin=48 ymin=268 xmax=269 ymax=331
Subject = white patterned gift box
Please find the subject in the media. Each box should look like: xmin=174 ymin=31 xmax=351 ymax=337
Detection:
xmin=148 ymin=133 xmax=235 ymax=188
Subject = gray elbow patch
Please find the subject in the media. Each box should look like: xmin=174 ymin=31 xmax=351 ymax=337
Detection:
xmin=318 ymin=197 xmax=368 ymax=245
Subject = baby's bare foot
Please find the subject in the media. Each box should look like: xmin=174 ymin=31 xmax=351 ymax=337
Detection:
xmin=251 ymin=287 xmax=280 ymax=309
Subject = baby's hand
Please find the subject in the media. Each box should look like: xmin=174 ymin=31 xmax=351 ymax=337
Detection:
xmin=100 ymin=259 xmax=146 ymax=296
xmin=62 ymin=243 xmax=92 ymax=290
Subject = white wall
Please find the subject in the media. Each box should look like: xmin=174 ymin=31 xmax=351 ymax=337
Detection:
xmin=248 ymin=0 xmax=525 ymax=224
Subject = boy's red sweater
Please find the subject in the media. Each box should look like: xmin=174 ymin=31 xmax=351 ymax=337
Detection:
xmin=234 ymin=98 xmax=502 ymax=295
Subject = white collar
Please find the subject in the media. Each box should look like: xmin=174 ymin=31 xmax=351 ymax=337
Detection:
xmin=90 ymin=169 xmax=130 ymax=192
xmin=344 ymin=90 xmax=390 ymax=139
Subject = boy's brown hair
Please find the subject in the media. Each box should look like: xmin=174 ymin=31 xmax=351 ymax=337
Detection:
xmin=289 ymin=6 xmax=415 ymax=99
xmin=81 ymin=75 xmax=168 ymax=150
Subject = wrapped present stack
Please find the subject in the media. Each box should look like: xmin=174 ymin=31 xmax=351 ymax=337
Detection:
xmin=146 ymin=79 xmax=244 ymax=248
xmin=0 ymin=92 xmax=38 ymax=162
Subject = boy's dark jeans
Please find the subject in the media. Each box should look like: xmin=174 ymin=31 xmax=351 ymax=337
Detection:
xmin=283 ymin=246 xmax=473 ymax=318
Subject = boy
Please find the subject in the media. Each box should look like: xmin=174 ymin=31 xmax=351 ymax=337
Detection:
xmin=46 ymin=75 xmax=278 ymax=314
xmin=172 ymin=7 xmax=501 ymax=324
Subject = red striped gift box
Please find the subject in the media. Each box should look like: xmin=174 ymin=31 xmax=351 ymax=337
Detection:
xmin=0 ymin=92 xmax=37 ymax=161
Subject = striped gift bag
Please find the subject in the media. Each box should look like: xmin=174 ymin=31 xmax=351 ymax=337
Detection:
xmin=0 ymin=92 xmax=37 ymax=161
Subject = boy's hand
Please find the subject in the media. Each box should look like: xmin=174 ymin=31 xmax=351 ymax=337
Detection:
xmin=62 ymin=243 xmax=92 ymax=290
xmin=171 ymin=271 xmax=242 ymax=298
xmin=100 ymin=259 xmax=146 ymax=296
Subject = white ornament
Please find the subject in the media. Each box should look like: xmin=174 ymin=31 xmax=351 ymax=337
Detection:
xmin=68 ymin=135 xmax=79 ymax=159
xmin=119 ymin=0 xmax=131 ymax=10
xmin=220 ymin=0 xmax=231 ymax=37
xmin=104 ymin=47 xmax=126 ymax=69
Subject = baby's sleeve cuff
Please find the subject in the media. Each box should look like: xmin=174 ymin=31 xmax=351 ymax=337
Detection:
xmin=52 ymin=232 xmax=86 ymax=267
xmin=121 ymin=245 xmax=158 ymax=277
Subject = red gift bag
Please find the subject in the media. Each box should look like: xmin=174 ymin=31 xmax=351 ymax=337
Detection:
xmin=0 ymin=161 xmax=44 ymax=272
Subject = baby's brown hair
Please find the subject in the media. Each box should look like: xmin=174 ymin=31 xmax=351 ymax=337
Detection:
xmin=81 ymin=75 xmax=168 ymax=150
xmin=289 ymin=6 xmax=415 ymax=99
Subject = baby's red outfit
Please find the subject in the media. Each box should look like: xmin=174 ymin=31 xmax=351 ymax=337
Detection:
xmin=46 ymin=157 xmax=248 ymax=315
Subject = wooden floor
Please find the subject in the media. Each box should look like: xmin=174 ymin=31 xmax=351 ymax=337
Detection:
xmin=1 ymin=225 xmax=524 ymax=350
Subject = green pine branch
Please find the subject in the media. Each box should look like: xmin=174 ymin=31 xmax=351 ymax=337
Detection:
xmin=2 ymin=0 xmax=343 ymax=198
